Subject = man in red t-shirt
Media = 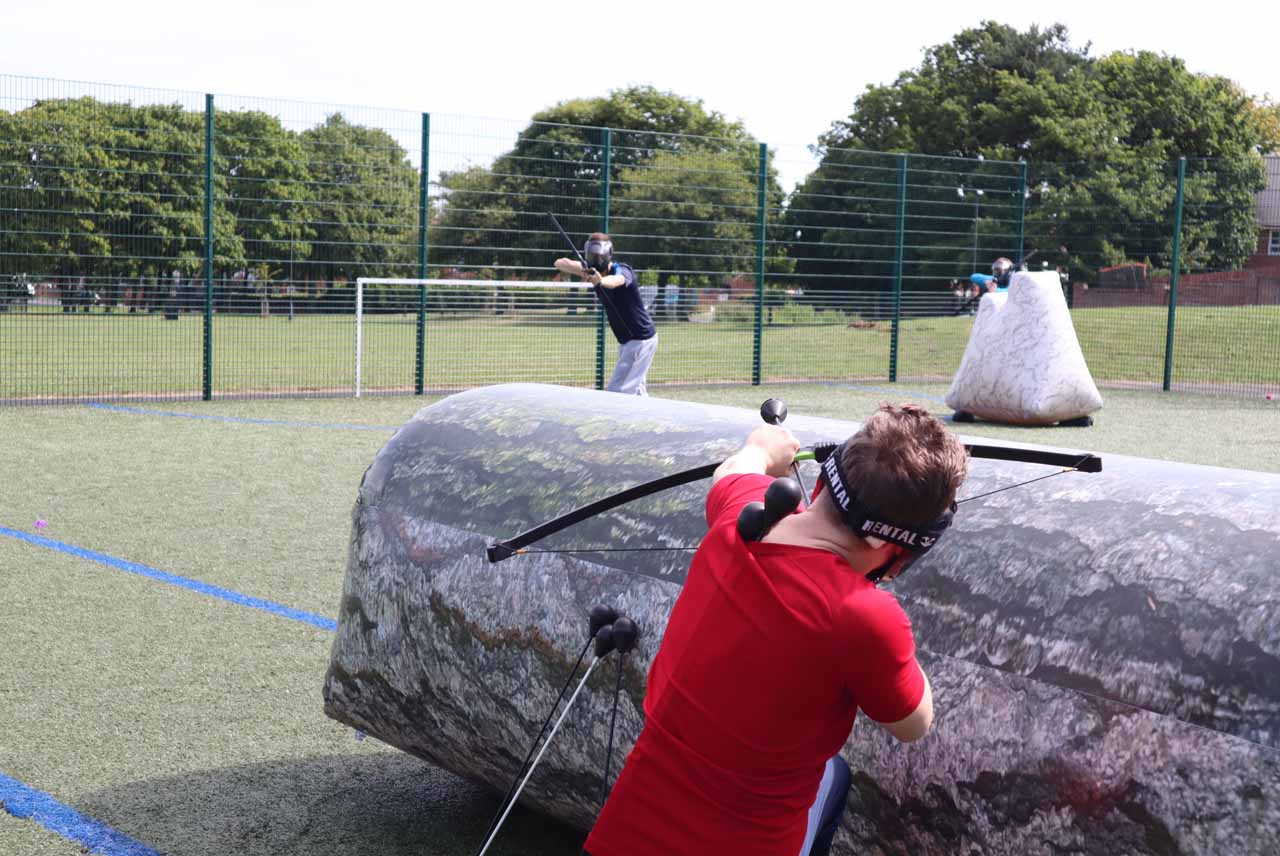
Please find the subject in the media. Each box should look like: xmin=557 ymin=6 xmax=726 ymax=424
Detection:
xmin=585 ymin=404 xmax=969 ymax=856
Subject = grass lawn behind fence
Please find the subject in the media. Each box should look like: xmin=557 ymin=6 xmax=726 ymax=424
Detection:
xmin=3 ymin=305 xmax=1278 ymax=401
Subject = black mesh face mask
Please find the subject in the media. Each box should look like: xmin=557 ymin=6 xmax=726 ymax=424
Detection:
xmin=991 ymin=257 xmax=1014 ymax=287
xmin=816 ymin=442 xmax=955 ymax=583
xmin=584 ymin=238 xmax=613 ymax=274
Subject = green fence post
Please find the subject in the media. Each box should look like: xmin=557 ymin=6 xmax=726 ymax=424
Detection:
xmin=753 ymin=142 xmax=768 ymax=386
xmin=1162 ymin=157 xmax=1186 ymax=392
xmin=596 ymin=128 xmax=611 ymax=391
xmin=415 ymin=112 xmax=430 ymax=396
xmin=889 ymin=154 xmax=907 ymax=382
xmin=203 ymin=93 xmax=214 ymax=401
xmin=1016 ymin=159 xmax=1028 ymax=262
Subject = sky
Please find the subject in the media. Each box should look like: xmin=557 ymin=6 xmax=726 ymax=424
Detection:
xmin=3 ymin=0 xmax=1276 ymax=192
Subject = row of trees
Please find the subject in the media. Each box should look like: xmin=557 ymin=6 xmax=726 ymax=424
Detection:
xmin=0 ymin=101 xmax=418 ymax=287
xmin=3 ymin=22 xmax=1277 ymax=297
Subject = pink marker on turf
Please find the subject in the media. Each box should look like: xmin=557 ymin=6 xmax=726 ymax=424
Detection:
xmin=34 ymin=519 xmax=48 ymax=530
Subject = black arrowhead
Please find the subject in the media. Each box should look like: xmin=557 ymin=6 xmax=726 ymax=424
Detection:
xmin=760 ymin=398 xmax=788 ymax=425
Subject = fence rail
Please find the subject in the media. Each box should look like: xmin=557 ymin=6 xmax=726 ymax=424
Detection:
xmin=2 ymin=75 xmax=1277 ymax=404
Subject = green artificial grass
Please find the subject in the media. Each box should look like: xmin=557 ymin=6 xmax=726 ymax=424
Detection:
xmin=0 ymin=540 xmax=578 ymax=856
xmin=0 ymin=821 xmax=86 ymax=856
xmin=1 ymin=383 xmax=1277 ymax=855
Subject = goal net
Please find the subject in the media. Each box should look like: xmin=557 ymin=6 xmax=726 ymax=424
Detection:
xmin=354 ymin=277 xmax=603 ymax=396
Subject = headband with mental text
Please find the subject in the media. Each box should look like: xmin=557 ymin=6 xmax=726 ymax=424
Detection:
xmin=816 ymin=442 xmax=955 ymax=557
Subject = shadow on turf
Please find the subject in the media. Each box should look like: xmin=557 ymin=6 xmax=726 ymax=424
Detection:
xmin=75 ymin=752 xmax=586 ymax=856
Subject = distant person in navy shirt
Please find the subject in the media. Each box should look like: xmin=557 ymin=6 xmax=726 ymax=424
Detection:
xmin=554 ymin=232 xmax=658 ymax=395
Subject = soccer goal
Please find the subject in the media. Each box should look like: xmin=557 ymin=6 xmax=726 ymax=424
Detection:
xmin=354 ymin=277 xmax=599 ymax=396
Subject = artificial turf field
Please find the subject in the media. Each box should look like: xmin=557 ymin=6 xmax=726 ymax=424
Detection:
xmin=2 ymin=382 xmax=1278 ymax=855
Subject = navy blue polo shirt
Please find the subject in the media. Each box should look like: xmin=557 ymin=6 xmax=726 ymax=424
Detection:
xmin=595 ymin=262 xmax=656 ymax=344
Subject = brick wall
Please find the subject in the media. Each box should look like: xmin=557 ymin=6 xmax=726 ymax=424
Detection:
xmin=1246 ymin=229 xmax=1280 ymax=272
xmin=1072 ymin=270 xmax=1280 ymax=308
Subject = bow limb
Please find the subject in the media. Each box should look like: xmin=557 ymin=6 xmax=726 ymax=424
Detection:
xmin=487 ymin=444 xmax=832 ymax=562
xmin=803 ymin=443 xmax=1100 ymax=473
xmin=956 ymin=447 xmax=1102 ymax=505
xmin=964 ymin=445 xmax=1101 ymax=473
xmin=486 ymin=462 xmax=720 ymax=562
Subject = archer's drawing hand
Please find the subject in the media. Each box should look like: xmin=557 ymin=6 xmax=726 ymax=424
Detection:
xmin=744 ymin=425 xmax=801 ymax=477
xmin=585 ymin=269 xmax=602 ymax=286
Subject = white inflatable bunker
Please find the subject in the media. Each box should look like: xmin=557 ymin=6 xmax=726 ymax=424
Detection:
xmin=945 ymin=270 xmax=1103 ymax=426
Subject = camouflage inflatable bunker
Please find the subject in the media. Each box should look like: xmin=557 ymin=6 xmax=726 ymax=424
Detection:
xmin=324 ymin=383 xmax=1280 ymax=855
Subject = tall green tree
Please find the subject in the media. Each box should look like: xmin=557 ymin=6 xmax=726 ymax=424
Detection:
xmin=611 ymin=147 xmax=774 ymax=288
xmin=299 ymin=113 xmax=418 ymax=284
xmin=431 ymin=86 xmax=780 ymax=280
xmin=124 ymin=102 xmax=239 ymax=280
xmin=788 ymin=21 xmax=1278 ymax=289
xmin=216 ymin=109 xmax=313 ymax=282
xmin=0 ymin=98 xmax=115 ymax=280
xmin=833 ymin=23 xmax=1093 ymax=161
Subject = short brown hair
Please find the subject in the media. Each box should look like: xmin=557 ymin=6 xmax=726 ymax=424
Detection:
xmin=838 ymin=403 xmax=968 ymax=524
xmin=589 ymin=232 xmax=611 ymax=243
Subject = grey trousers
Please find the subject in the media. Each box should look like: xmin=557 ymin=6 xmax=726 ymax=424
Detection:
xmin=607 ymin=334 xmax=658 ymax=395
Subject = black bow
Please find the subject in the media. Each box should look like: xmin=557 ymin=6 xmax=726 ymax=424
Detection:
xmin=486 ymin=444 xmax=1101 ymax=562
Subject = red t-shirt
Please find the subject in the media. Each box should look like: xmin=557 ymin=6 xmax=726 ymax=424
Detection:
xmin=584 ymin=473 xmax=924 ymax=856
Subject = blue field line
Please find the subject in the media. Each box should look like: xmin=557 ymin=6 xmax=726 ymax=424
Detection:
xmin=0 ymin=771 xmax=162 ymax=856
xmin=819 ymin=382 xmax=949 ymax=405
xmin=85 ymin=402 xmax=401 ymax=431
xmin=0 ymin=526 xmax=337 ymax=632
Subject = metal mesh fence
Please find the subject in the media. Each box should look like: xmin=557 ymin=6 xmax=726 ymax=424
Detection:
xmin=206 ymin=93 xmax=423 ymax=396
xmin=0 ymin=77 xmax=207 ymax=402
xmin=2 ymin=74 xmax=1277 ymax=404
xmin=1022 ymin=158 xmax=1179 ymax=392
xmin=1164 ymin=158 xmax=1280 ymax=396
